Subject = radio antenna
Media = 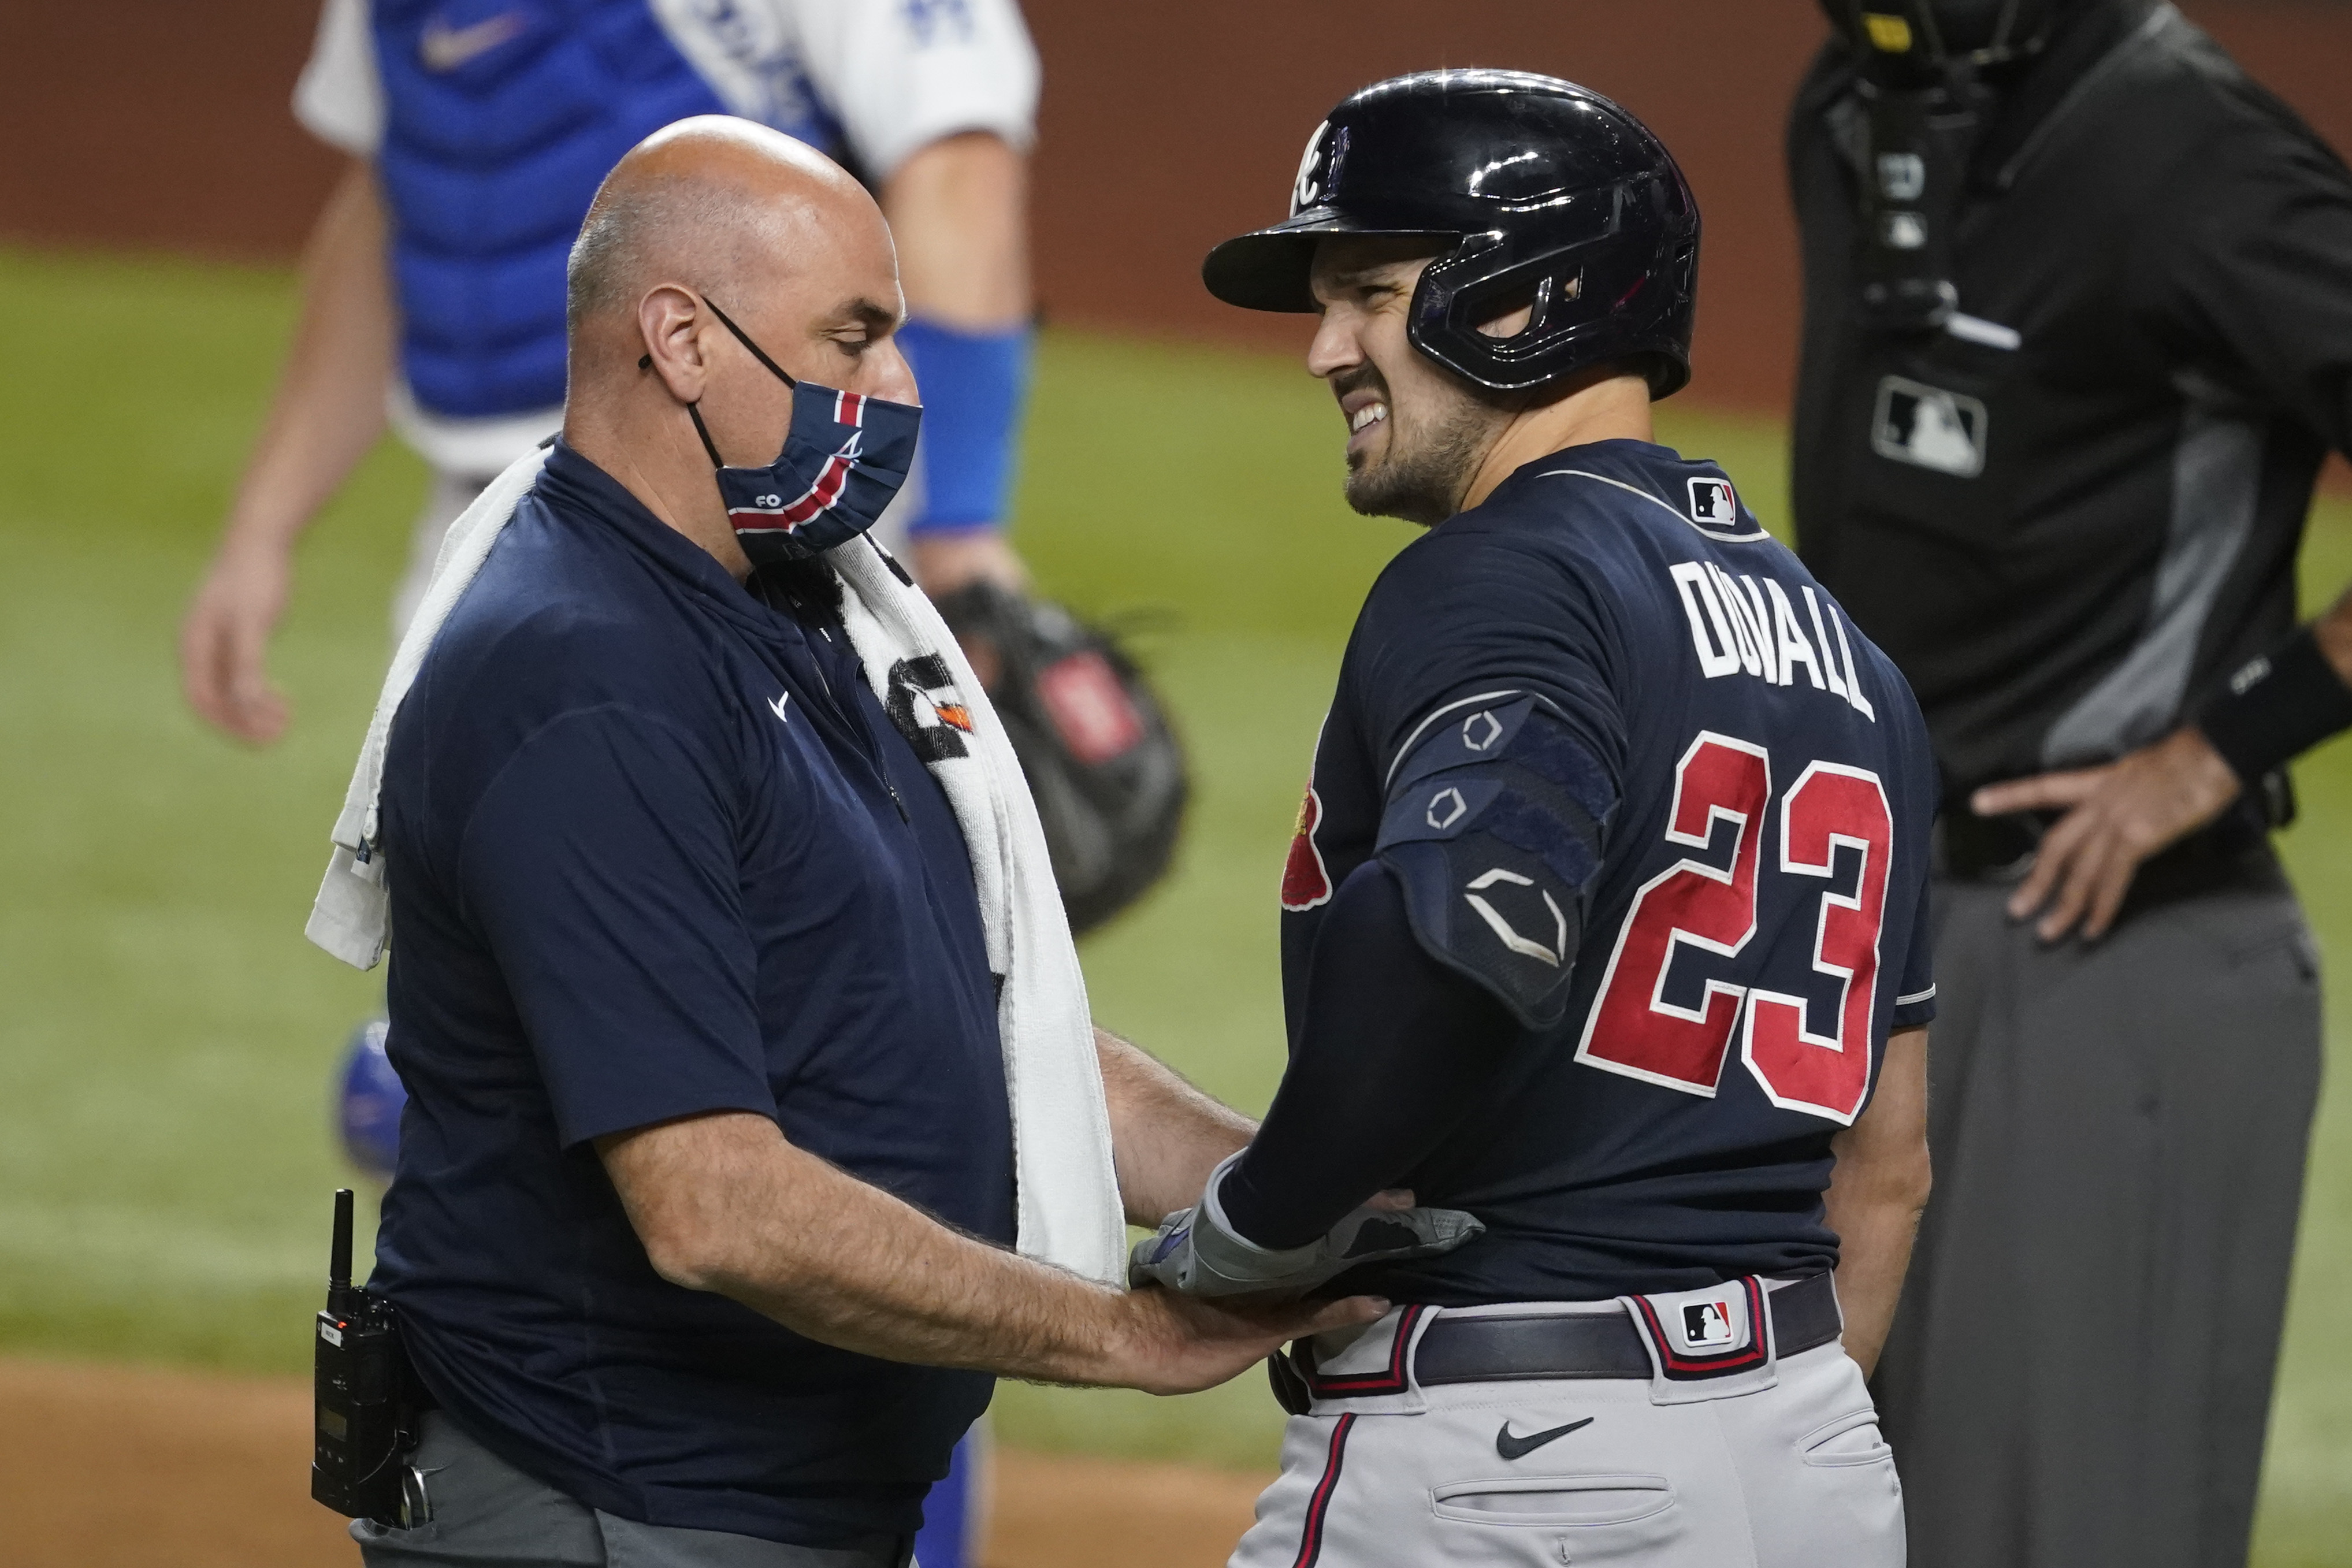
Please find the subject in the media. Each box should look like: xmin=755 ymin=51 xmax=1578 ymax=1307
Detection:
xmin=329 ymin=1188 xmax=355 ymax=1305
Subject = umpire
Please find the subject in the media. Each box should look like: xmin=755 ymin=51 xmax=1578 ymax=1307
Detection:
xmin=1790 ymin=3 xmax=2352 ymax=1565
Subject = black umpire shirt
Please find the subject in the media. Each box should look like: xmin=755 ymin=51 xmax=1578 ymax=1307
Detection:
xmin=1789 ymin=0 xmax=2352 ymax=804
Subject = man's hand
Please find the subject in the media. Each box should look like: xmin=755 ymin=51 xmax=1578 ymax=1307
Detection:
xmin=1971 ymin=726 xmax=2242 ymax=941
xmin=910 ymin=529 xmax=1028 ymax=601
xmin=181 ymin=544 xmax=294 ymax=744
xmin=1130 ymin=1154 xmax=1483 ymax=1299
xmin=1101 ymin=1287 xmax=1387 ymax=1397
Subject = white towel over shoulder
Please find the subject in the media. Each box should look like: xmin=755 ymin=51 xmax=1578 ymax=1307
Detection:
xmin=306 ymin=448 xmax=1128 ymax=1286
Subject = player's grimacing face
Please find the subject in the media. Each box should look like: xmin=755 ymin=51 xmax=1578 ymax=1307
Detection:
xmin=1306 ymin=237 xmax=1503 ymax=526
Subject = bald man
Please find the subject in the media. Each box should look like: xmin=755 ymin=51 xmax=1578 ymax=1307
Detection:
xmin=350 ymin=121 xmax=1372 ymax=1568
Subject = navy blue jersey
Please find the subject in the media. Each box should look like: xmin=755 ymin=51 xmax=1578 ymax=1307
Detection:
xmin=1279 ymin=439 xmax=1938 ymax=1303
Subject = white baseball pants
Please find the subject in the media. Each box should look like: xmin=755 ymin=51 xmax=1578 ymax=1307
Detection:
xmin=1232 ymin=1300 xmax=1904 ymax=1568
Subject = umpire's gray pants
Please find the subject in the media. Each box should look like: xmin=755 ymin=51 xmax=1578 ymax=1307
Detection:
xmin=353 ymin=1412 xmax=914 ymax=1568
xmin=1875 ymin=862 xmax=2321 ymax=1568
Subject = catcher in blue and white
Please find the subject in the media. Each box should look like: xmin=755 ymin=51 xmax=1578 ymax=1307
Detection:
xmin=1131 ymin=71 xmax=1942 ymax=1566
xmin=180 ymin=0 xmax=1183 ymax=935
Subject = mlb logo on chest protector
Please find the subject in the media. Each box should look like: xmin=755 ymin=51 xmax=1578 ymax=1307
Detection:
xmin=1686 ymin=477 xmax=1739 ymax=527
xmin=1872 ymin=374 xmax=1988 ymax=477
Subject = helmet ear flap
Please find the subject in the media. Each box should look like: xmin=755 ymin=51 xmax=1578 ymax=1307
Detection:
xmin=1407 ymin=174 xmax=1693 ymax=397
xmin=1456 ymin=267 xmax=1584 ymax=346
xmin=1409 ymin=246 xmax=1593 ymax=394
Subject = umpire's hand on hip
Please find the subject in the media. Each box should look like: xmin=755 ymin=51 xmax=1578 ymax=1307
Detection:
xmin=1971 ymin=724 xmax=2242 ymax=942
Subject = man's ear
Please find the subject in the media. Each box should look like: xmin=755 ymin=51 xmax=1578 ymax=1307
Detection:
xmin=637 ymin=285 xmax=709 ymax=403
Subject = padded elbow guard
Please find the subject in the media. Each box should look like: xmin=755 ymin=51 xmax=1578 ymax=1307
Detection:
xmin=1376 ymin=694 xmax=1615 ymax=1028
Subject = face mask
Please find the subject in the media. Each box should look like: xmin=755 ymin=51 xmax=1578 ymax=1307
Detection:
xmin=666 ymin=298 xmax=923 ymax=564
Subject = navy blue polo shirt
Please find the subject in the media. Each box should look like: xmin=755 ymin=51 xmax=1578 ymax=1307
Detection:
xmin=369 ymin=441 xmax=1013 ymax=1548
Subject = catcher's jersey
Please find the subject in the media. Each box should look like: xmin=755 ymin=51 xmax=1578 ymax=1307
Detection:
xmin=294 ymin=0 xmax=1038 ymax=469
xmin=1280 ymin=439 xmax=1939 ymax=1303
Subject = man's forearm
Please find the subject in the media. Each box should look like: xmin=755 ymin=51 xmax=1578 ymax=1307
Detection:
xmin=221 ymin=157 xmax=395 ymax=554
xmin=2312 ymin=583 xmax=2352 ymax=682
xmin=881 ymin=132 xmax=1029 ymax=331
xmin=1095 ymin=1027 xmax=1253 ymax=1225
xmin=1216 ymin=862 xmax=1517 ymax=1249
xmin=602 ymin=1110 xmax=1129 ymax=1383
xmin=1825 ymin=1180 xmax=1926 ymax=1378
xmin=597 ymin=1109 xmax=1375 ymax=1397
xmin=1823 ymin=1027 xmax=1931 ymax=1377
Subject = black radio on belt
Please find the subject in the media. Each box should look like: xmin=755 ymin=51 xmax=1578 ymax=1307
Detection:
xmin=311 ymin=1188 xmax=432 ymax=1529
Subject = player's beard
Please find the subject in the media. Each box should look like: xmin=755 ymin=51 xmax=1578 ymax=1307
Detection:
xmin=1340 ymin=368 xmax=1502 ymax=527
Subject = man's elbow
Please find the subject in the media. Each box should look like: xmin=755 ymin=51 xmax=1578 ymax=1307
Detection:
xmin=1888 ymin=1140 xmax=1933 ymax=1217
xmin=1838 ymin=1132 xmax=1933 ymax=1219
xmin=627 ymin=1195 xmax=762 ymax=1294
xmin=636 ymin=1219 xmax=729 ymax=1293
xmin=599 ymin=1113 xmax=781 ymax=1294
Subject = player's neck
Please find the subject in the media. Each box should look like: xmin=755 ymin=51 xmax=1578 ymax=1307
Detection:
xmin=1456 ymin=371 xmax=1655 ymax=516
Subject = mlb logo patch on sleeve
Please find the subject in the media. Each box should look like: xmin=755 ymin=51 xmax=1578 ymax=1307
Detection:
xmin=1687 ymin=477 xmax=1740 ymax=527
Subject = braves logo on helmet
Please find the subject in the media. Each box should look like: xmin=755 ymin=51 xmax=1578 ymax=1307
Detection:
xmin=1292 ymin=121 xmax=1331 ymax=213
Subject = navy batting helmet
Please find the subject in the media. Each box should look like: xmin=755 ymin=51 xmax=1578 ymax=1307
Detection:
xmin=1202 ymin=70 xmax=1700 ymax=399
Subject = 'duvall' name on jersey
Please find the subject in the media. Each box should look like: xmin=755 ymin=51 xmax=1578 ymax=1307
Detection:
xmin=1668 ymin=559 xmax=1876 ymax=722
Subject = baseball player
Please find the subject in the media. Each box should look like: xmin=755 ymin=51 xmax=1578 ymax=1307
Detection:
xmin=1790 ymin=5 xmax=2352 ymax=1565
xmin=180 ymin=0 xmax=1044 ymax=740
xmin=1132 ymin=71 xmax=1942 ymax=1566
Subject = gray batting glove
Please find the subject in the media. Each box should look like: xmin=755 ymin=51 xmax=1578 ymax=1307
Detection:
xmin=1128 ymin=1151 xmax=1485 ymax=1299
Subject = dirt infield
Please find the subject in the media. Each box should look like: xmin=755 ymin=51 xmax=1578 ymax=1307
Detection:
xmin=0 ymin=1355 xmax=1270 ymax=1568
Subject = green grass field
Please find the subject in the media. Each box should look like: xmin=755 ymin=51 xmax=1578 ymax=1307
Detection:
xmin=2 ymin=247 xmax=2349 ymax=1562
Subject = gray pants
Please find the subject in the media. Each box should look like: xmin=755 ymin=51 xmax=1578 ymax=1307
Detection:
xmin=354 ymin=1412 xmax=913 ymax=1568
xmin=1875 ymin=866 xmax=2321 ymax=1568
xmin=1232 ymin=1301 xmax=1902 ymax=1568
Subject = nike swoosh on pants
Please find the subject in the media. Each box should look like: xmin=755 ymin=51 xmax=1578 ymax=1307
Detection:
xmin=1494 ymin=1415 xmax=1595 ymax=1460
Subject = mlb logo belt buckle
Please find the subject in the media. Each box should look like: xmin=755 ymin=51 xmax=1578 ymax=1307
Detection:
xmin=1617 ymin=1275 xmax=1781 ymax=1404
